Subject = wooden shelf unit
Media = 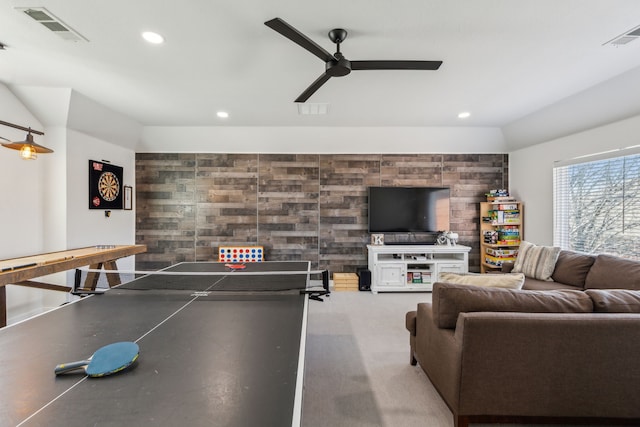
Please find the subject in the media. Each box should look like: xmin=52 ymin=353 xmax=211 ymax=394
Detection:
xmin=480 ymin=201 xmax=524 ymax=273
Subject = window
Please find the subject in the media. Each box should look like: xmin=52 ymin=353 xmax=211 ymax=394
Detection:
xmin=553 ymin=151 xmax=640 ymax=259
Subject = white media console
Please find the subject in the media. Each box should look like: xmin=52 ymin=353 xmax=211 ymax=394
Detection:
xmin=367 ymin=244 xmax=471 ymax=293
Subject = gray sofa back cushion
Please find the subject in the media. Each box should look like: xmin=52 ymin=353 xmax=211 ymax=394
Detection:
xmin=551 ymin=250 xmax=596 ymax=289
xmin=585 ymin=254 xmax=640 ymax=290
xmin=432 ymin=282 xmax=594 ymax=329
xmin=585 ymin=289 xmax=640 ymax=312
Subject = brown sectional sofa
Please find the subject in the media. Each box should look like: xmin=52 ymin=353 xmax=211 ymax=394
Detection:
xmin=406 ymin=250 xmax=640 ymax=427
xmin=506 ymin=250 xmax=640 ymax=291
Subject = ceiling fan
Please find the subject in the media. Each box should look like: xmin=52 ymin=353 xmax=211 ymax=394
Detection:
xmin=264 ymin=17 xmax=443 ymax=103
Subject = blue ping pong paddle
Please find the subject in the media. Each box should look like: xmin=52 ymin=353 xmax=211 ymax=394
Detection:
xmin=54 ymin=341 xmax=139 ymax=377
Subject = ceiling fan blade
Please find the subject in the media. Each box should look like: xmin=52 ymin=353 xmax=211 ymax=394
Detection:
xmin=295 ymin=72 xmax=332 ymax=103
xmin=351 ymin=60 xmax=443 ymax=71
xmin=265 ymin=18 xmax=335 ymax=63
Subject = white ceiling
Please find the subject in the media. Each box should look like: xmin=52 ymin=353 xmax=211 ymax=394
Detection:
xmin=2 ymin=0 xmax=640 ymax=147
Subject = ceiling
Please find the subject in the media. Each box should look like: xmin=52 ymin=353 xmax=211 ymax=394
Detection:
xmin=2 ymin=0 xmax=640 ymax=138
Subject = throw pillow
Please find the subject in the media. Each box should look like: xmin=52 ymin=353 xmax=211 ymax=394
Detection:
xmin=511 ymin=241 xmax=561 ymax=281
xmin=432 ymin=282 xmax=594 ymax=329
xmin=439 ymin=272 xmax=525 ymax=289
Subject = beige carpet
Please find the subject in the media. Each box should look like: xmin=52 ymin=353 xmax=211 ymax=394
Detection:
xmin=302 ymin=290 xmax=453 ymax=427
xmin=302 ymin=290 xmax=617 ymax=427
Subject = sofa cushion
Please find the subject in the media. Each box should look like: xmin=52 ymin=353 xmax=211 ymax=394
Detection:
xmin=511 ymin=241 xmax=561 ymax=281
xmin=550 ymin=250 xmax=596 ymax=289
xmin=585 ymin=289 xmax=640 ymax=313
xmin=439 ymin=272 xmax=525 ymax=289
xmin=432 ymin=282 xmax=594 ymax=329
xmin=522 ymin=277 xmax=584 ymax=291
xmin=585 ymin=254 xmax=640 ymax=290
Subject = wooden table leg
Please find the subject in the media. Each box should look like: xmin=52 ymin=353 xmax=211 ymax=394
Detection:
xmin=103 ymin=260 xmax=121 ymax=287
xmin=81 ymin=260 xmax=121 ymax=290
xmin=83 ymin=263 xmax=103 ymax=291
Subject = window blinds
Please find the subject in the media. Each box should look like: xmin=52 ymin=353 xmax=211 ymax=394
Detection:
xmin=553 ymin=153 xmax=640 ymax=259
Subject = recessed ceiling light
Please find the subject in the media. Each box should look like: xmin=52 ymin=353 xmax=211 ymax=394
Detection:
xmin=216 ymin=111 xmax=229 ymax=119
xmin=458 ymin=111 xmax=471 ymax=119
xmin=142 ymin=31 xmax=164 ymax=44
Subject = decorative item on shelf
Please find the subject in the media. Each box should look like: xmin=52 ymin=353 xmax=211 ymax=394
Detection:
xmin=485 ymin=189 xmax=516 ymax=203
xmin=437 ymin=231 xmax=458 ymax=246
xmin=483 ymin=230 xmax=499 ymax=244
xmin=0 ymin=120 xmax=53 ymax=160
xmin=370 ymin=233 xmax=384 ymax=245
xmin=486 ymin=189 xmax=509 ymax=197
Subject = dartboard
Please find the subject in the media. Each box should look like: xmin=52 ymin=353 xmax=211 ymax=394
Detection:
xmin=98 ymin=171 xmax=120 ymax=202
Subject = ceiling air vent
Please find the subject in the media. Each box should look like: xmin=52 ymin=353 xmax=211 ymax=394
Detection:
xmin=297 ymin=103 xmax=329 ymax=115
xmin=15 ymin=7 xmax=88 ymax=42
xmin=604 ymin=24 xmax=640 ymax=47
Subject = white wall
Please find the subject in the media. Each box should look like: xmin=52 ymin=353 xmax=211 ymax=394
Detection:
xmin=502 ymin=65 xmax=640 ymax=151
xmin=1 ymin=85 xmax=137 ymax=324
xmin=509 ymin=113 xmax=640 ymax=245
xmin=0 ymin=85 xmax=52 ymax=322
xmin=66 ymin=129 xmax=136 ymax=252
xmin=41 ymin=126 xmax=69 ymax=253
xmin=0 ymin=85 xmax=47 ymax=258
xmin=140 ymin=126 xmax=507 ymax=153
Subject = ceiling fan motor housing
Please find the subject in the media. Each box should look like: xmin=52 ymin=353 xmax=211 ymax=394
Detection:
xmin=327 ymin=53 xmax=351 ymax=76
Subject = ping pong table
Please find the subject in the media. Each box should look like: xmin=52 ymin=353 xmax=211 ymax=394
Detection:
xmin=0 ymin=261 xmax=327 ymax=427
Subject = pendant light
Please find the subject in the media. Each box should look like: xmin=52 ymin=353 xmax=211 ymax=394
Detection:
xmin=0 ymin=120 xmax=52 ymax=160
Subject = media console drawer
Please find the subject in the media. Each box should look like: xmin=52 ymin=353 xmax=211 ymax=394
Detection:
xmin=438 ymin=263 xmax=466 ymax=274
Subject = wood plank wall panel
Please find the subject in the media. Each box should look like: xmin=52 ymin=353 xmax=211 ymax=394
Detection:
xmin=380 ymin=154 xmax=443 ymax=186
xmin=135 ymin=153 xmax=508 ymax=273
xmin=442 ymin=154 xmax=507 ymax=268
xmin=258 ymin=154 xmax=320 ymax=265
xmin=319 ymin=155 xmax=380 ymax=273
xmin=195 ymin=154 xmax=259 ymax=262
xmin=135 ymin=153 xmax=196 ymax=270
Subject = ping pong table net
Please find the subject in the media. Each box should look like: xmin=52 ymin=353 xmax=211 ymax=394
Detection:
xmin=72 ymin=262 xmax=330 ymax=300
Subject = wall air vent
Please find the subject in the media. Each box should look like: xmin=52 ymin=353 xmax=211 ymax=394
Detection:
xmin=15 ymin=7 xmax=88 ymax=42
xmin=604 ymin=24 xmax=640 ymax=47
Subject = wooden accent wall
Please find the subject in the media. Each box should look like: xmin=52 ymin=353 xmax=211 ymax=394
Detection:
xmin=136 ymin=153 xmax=508 ymax=273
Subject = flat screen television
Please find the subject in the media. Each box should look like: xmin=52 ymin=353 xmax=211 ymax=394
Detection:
xmin=368 ymin=186 xmax=450 ymax=233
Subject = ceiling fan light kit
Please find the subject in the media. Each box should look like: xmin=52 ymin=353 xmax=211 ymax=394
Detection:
xmin=265 ymin=17 xmax=443 ymax=103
